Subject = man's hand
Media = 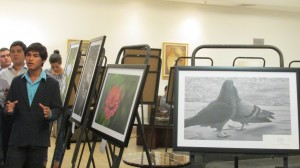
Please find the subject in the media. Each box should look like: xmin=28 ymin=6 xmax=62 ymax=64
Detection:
xmin=6 ymin=101 xmax=18 ymax=113
xmin=39 ymin=103 xmax=51 ymax=119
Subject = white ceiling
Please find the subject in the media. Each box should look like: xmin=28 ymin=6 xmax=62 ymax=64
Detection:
xmin=161 ymin=0 xmax=300 ymax=13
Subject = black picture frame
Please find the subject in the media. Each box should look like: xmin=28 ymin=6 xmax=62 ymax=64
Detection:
xmin=90 ymin=64 xmax=149 ymax=147
xmin=166 ymin=67 xmax=175 ymax=104
xmin=60 ymin=41 xmax=82 ymax=109
xmin=70 ymin=36 xmax=106 ymax=125
xmin=173 ymin=66 xmax=300 ymax=154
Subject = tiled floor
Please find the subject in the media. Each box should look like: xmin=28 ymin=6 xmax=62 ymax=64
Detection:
xmin=205 ymin=155 xmax=300 ymax=168
xmin=46 ymin=127 xmax=300 ymax=168
xmin=47 ymin=127 xmax=170 ymax=168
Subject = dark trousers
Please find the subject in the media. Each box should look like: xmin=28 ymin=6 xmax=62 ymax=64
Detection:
xmin=0 ymin=107 xmax=4 ymax=168
xmin=5 ymin=146 xmax=47 ymax=168
xmin=0 ymin=109 xmax=12 ymax=167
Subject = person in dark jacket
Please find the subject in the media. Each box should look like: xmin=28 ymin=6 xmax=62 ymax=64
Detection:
xmin=4 ymin=42 xmax=62 ymax=168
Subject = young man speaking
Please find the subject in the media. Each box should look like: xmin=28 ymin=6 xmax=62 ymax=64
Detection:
xmin=4 ymin=43 xmax=62 ymax=168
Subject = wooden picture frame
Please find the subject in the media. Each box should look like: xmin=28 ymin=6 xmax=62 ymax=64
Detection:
xmin=162 ymin=42 xmax=188 ymax=79
xmin=174 ymin=66 xmax=300 ymax=154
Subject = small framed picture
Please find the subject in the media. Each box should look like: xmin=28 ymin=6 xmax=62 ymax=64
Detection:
xmin=162 ymin=42 xmax=188 ymax=79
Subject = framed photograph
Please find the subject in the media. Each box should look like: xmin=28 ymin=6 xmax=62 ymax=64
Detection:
xmin=90 ymin=64 xmax=149 ymax=147
xmin=71 ymin=36 xmax=106 ymax=125
xmin=162 ymin=42 xmax=188 ymax=79
xmin=60 ymin=41 xmax=82 ymax=107
xmin=174 ymin=66 xmax=300 ymax=154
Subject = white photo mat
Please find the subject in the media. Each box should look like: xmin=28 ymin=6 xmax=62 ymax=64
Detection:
xmin=91 ymin=65 xmax=147 ymax=145
xmin=175 ymin=68 xmax=300 ymax=151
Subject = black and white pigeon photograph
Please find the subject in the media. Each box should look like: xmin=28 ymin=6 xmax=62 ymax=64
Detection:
xmin=184 ymin=77 xmax=291 ymax=141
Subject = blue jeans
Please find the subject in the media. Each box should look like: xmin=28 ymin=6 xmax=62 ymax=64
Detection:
xmin=0 ymin=107 xmax=4 ymax=167
xmin=53 ymin=115 xmax=63 ymax=161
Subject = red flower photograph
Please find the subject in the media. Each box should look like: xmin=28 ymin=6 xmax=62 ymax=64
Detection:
xmin=104 ymin=86 xmax=121 ymax=120
xmin=94 ymin=73 xmax=140 ymax=135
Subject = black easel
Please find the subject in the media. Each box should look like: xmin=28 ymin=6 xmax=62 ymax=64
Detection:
xmin=74 ymin=64 xmax=107 ymax=168
xmin=232 ymin=57 xmax=266 ymax=67
xmin=69 ymin=44 xmax=107 ymax=168
xmin=53 ymin=37 xmax=107 ymax=168
xmin=191 ymin=44 xmax=284 ymax=67
xmin=164 ymin=57 xmax=214 ymax=152
xmin=114 ymin=44 xmax=153 ymax=167
xmin=289 ymin=60 xmax=300 ymax=68
xmin=72 ymin=59 xmax=107 ymax=168
xmin=51 ymin=41 xmax=83 ymax=168
xmin=86 ymin=103 xmax=152 ymax=168
xmin=84 ymin=44 xmax=154 ymax=168
xmin=121 ymin=51 xmax=161 ymax=151
xmin=189 ymin=44 xmax=286 ymax=168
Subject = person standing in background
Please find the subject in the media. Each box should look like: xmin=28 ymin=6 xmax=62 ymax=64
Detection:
xmin=0 ymin=47 xmax=12 ymax=167
xmin=45 ymin=50 xmax=64 ymax=168
xmin=0 ymin=41 xmax=28 ymax=105
xmin=45 ymin=50 xmax=63 ymax=85
xmin=4 ymin=42 xmax=62 ymax=168
xmin=0 ymin=41 xmax=27 ymax=166
xmin=0 ymin=48 xmax=12 ymax=71
xmin=158 ymin=85 xmax=171 ymax=118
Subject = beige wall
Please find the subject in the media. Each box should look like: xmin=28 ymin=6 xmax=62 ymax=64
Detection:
xmin=1 ymin=0 xmax=300 ymax=94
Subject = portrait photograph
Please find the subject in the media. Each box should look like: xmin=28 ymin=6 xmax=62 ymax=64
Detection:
xmin=91 ymin=64 xmax=148 ymax=146
xmin=162 ymin=42 xmax=188 ymax=79
xmin=174 ymin=66 xmax=300 ymax=154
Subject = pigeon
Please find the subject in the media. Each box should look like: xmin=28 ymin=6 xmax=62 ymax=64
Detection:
xmin=185 ymin=80 xmax=239 ymax=138
xmin=231 ymin=99 xmax=275 ymax=130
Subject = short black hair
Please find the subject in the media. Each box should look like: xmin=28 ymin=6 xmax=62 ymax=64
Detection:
xmin=49 ymin=50 xmax=62 ymax=64
xmin=10 ymin=41 xmax=26 ymax=52
xmin=0 ymin=47 xmax=9 ymax=52
xmin=25 ymin=43 xmax=48 ymax=62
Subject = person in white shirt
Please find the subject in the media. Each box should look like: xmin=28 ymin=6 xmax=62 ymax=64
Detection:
xmin=0 ymin=48 xmax=12 ymax=71
xmin=0 ymin=41 xmax=27 ymax=166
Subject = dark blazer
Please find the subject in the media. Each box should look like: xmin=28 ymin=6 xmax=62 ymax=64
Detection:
xmin=5 ymin=74 xmax=62 ymax=147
